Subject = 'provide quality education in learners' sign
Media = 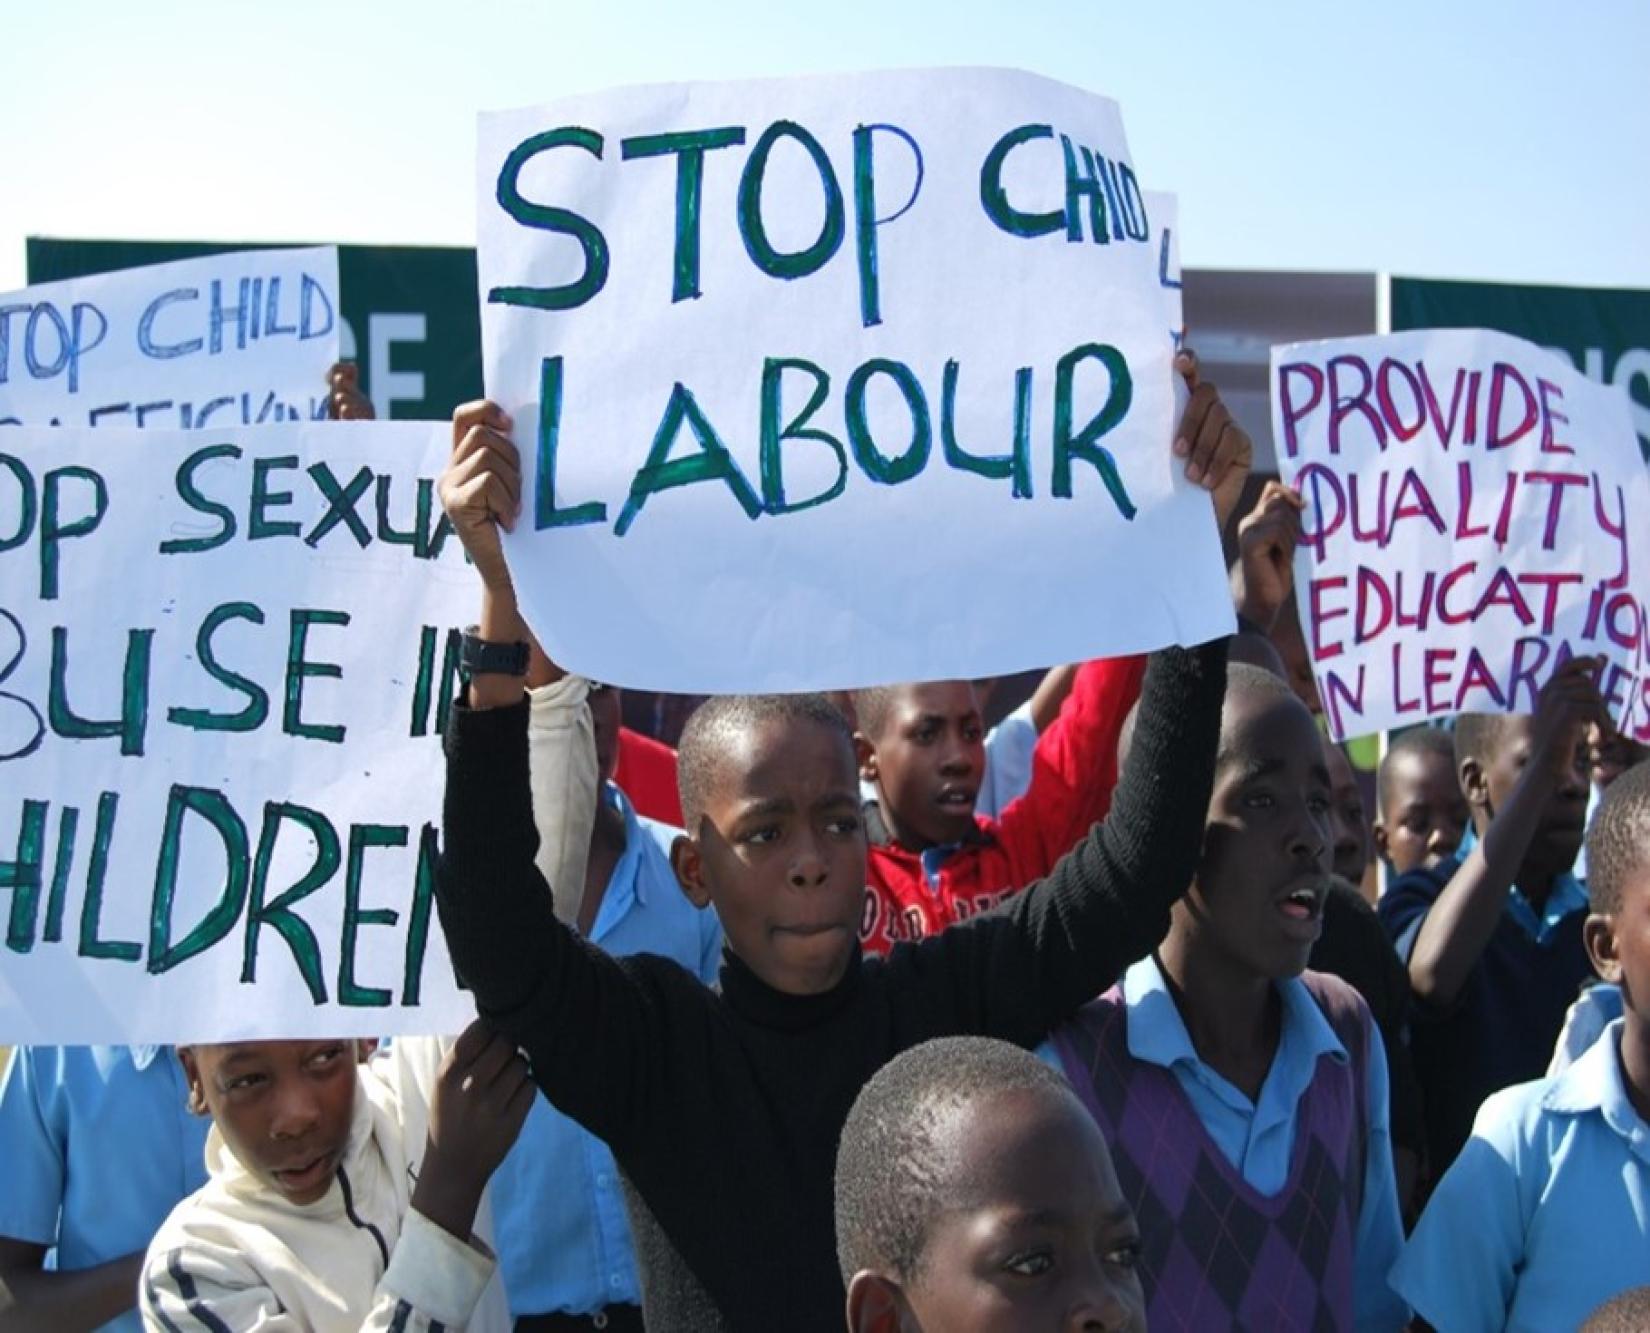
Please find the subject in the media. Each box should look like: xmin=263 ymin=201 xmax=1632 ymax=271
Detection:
xmin=0 ymin=247 xmax=340 ymax=430
xmin=0 ymin=422 xmax=477 ymax=1045
xmin=477 ymin=68 xmax=1230 ymax=694
xmin=1272 ymin=328 xmax=1650 ymax=742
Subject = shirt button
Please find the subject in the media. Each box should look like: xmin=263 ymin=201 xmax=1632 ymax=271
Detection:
xmin=596 ymin=1172 xmax=610 ymax=1186
xmin=610 ymin=1275 xmax=622 ymax=1288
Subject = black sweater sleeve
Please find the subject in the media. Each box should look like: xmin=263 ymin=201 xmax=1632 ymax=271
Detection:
xmin=889 ymin=639 xmax=1227 ymax=1046
xmin=434 ymin=698 xmax=674 ymax=1147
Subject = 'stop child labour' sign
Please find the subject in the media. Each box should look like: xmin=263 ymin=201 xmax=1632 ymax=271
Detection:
xmin=0 ymin=247 xmax=340 ymax=430
xmin=0 ymin=421 xmax=477 ymax=1045
xmin=1271 ymin=327 xmax=1650 ymax=741
xmin=477 ymin=68 xmax=1232 ymax=694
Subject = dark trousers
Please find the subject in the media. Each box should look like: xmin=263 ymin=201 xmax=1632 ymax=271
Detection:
xmin=515 ymin=1307 xmax=646 ymax=1332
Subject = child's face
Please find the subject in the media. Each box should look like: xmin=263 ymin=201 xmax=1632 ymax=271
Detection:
xmin=1375 ymin=748 xmax=1469 ymax=876
xmin=1585 ymin=862 xmax=1650 ymax=1036
xmin=178 ymin=1039 xmax=357 ymax=1205
xmin=1187 ymin=691 xmax=1332 ymax=980
xmin=1267 ymin=610 xmax=1322 ymax=716
xmin=1322 ymin=739 xmax=1370 ymax=885
xmin=885 ymin=1089 xmax=1146 ymax=1332
xmin=1477 ymin=716 xmax=1590 ymax=881
xmin=1591 ymin=729 xmax=1648 ymax=792
xmin=677 ymin=716 xmax=867 ymax=996
xmin=859 ymin=682 xmax=986 ymax=850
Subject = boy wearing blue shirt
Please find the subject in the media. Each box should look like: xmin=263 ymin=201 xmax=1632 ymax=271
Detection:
xmin=1377 ymin=658 xmax=1607 ymax=1175
xmin=1391 ymin=759 xmax=1650 ymax=1330
xmin=0 ymin=1045 xmax=209 ymax=1332
xmin=1047 ymin=664 xmax=1407 ymax=1332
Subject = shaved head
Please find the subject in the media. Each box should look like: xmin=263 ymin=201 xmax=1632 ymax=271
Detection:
xmin=676 ymin=693 xmax=856 ymax=832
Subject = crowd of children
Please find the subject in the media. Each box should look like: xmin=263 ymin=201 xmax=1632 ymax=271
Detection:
xmin=1 ymin=351 xmax=1647 ymax=1333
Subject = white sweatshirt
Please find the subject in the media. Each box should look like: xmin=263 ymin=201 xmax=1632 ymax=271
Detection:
xmin=140 ymin=1040 xmax=510 ymax=1332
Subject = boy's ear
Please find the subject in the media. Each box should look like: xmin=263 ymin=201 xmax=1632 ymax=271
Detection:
xmin=1370 ymin=818 xmax=1389 ymax=860
xmin=846 ymin=1271 xmax=912 ymax=1333
xmin=855 ymin=732 xmax=879 ymax=785
xmin=1460 ymin=757 xmax=1490 ymax=812
xmin=1584 ymin=912 xmax=1622 ymax=984
xmin=176 ymin=1046 xmax=208 ymax=1116
xmin=671 ymin=834 xmax=713 ymax=910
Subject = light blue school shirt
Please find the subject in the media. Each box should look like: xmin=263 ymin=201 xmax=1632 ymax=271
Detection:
xmin=976 ymin=703 xmax=1038 ymax=819
xmin=0 ymin=1044 xmax=209 ymax=1333
xmin=490 ymin=783 xmax=723 ymax=1317
xmin=1549 ymin=983 xmax=1624 ymax=1075
xmin=1391 ymin=1019 xmax=1650 ymax=1332
xmin=1453 ymin=821 xmax=1590 ymax=943
xmin=1040 ymin=956 xmax=1408 ymax=1333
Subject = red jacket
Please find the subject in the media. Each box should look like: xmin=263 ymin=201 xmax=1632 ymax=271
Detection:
xmin=858 ymin=654 xmax=1147 ymax=954
xmin=615 ymin=726 xmax=684 ymax=827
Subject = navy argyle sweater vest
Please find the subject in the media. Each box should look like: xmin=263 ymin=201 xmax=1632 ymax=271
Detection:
xmin=1051 ymin=971 xmax=1371 ymax=1332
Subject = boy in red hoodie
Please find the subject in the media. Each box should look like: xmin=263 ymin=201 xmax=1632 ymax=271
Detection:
xmin=852 ymin=349 xmax=1245 ymax=952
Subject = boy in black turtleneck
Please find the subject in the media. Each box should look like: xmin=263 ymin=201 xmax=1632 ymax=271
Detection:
xmin=433 ymin=378 xmax=1248 ymax=1332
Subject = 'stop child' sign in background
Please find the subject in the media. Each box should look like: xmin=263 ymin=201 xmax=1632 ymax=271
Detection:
xmin=1271 ymin=328 xmax=1650 ymax=741
xmin=477 ymin=68 xmax=1231 ymax=694
xmin=0 ymin=247 xmax=340 ymax=430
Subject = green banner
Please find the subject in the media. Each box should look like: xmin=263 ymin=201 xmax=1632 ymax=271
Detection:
xmin=26 ymin=238 xmax=481 ymax=421
xmin=1391 ymin=276 xmax=1650 ymax=459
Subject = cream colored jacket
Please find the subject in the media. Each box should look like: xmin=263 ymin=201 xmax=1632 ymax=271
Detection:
xmin=139 ymin=1040 xmax=510 ymax=1332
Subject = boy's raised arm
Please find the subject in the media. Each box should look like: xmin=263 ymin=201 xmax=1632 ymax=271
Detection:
xmin=1402 ymin=657 xmax=1604 ymax=1008
xmin=432 ymin=403 xmax=670 ymax=1145
xmin=905 ymin=352 xmax=1244 ymax=1043
xmin=932 ymin=636 xmax=1228 ymax=1044
xmin=992 ymin=351 xmax=1243 ymax=873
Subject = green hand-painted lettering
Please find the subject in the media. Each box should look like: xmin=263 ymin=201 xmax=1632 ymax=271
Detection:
xmin=846 ymin=359 xmax=931 ymax=486
xmin=737 ymin=121 xmax=845 ymax=281
xmin=616 ymin=385 xmax=762 ymax=536
xmin=490 ymin=127 xmax=610 ymax=312
xmin=283 ymin=610 xmax=349 ymax=744
xmin=48 ymin=625 xmax=153 ymax=756
xmin=941 ymin=360 xmax=1034 ymax=498
xmin=244 ymin=801 xmax=339 ymax=1004
xmin=620 ymin=127 xmax=746 ymax=302
xmin=340 ymin=824 xmax=406 ymax=1008
xmin=759 ymin=358 xmax=847 ymax=515
xmin=168 ymin=602 xmax=269 ymax=733
xmin=148 ymin=786 xmax=249 ymax=975
xmin=1052 ymin=343 xmax=1136 ymax=518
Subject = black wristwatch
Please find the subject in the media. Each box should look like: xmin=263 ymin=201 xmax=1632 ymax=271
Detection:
xmin=459 ymin=625 xmax=530 ymax=679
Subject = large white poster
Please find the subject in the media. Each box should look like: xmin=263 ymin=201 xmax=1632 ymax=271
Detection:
xmin=0 ymin=422 xmax=478 ymax=1044
xmin=477 ymin=69 xmax=1231 ymax=693
xmin=0 ymin=247 xmax=340 ymax=430
xmin=1271 ymin=328 xmax=1650 ymax=741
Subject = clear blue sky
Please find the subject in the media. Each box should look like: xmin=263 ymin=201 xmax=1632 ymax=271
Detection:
xmin=3 ymin=0 xmax=1646 ymax=293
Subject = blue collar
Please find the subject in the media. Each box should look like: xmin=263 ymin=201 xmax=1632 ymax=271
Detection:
xmin=1121 ymin=955 xmax=1348 ymax=1082
xmin=1543 ymin=1020 xmax=1650 ymax=1164
xmin=585 ymin=782 xmax=650 ymax=942
xmin=1457 ymin=824 xmax=1588 ymax=942
xmin=128 ymin=1045 xmax=162 ymax=1071
xmin=919 ymin=843 xmax=962 ymax=890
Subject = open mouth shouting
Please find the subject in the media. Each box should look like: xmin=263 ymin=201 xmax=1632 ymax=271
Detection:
xmin=270 ymin=1148 xmax=341 ymax=1197
xmin=1274 ymin=878 xmax=1328 ymax=942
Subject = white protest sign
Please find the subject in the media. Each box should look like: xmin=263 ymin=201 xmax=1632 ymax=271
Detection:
xmin=1147 ymin=190 xmax=1182 ymax=346
xmin=0 ymin=247 xmax=340 ymax=429
xmin=1270 ymin=328 xmax=1650 ymax=742
xmin=477 ymin=69 xmax=1231 ymax=693
xmin=0 ymin=422 xmax=479 ymax=1045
